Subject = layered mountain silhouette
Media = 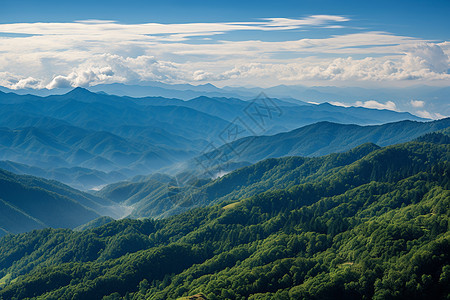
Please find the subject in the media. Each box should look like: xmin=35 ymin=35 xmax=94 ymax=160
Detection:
xmin=0 ymin=82 xmax=448 ymax=299
xmin=0 ymin=168 xmax=125 ymax=237
xmin=98 ymin=119 xmax=450 ymax=218
xmin=1 ymin=82 xmax=448 ymax=116
xmin=193 ymin=118 xmax=450 ymax=171
xmin=0 ymin=88 xmax=429 ymax=189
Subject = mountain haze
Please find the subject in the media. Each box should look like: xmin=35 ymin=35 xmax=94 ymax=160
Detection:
xmin=0 ymin=88 xmax=428 ymax=189
xmin=0 ymin=169 xmax=126 ymax=236
xmin=193 ymin=118 xmax=450 ymax=170
xmin=98 ymin=119 xmax=450 ymax=219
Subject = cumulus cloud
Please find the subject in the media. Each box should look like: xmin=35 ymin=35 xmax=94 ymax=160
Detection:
xmin=407 ymin=43 xmax=449 ymax=73
xmin=13 ymin=77 xmax=42 ymax=89
xmin=206 ymin=51 xmax=450 ymax=84
xmin=355 ymin=100 xmax=397 ymax=110
xmin=103 ymin=54 xmax=185 ymax=83
xmin=410 ymin=100 xmax=425 ymax=108
xmin=0 ymin=72 xmax=44 ymax=90
xmin=192 ymin=70 xmax=214 ymax=81
xmin=0 ymin=17 xmax=448 ymax=89
xmin=46 ymin=66 xmax=115 ymax=89
xmin=41 ymin=54 xmax=193 ymax=88
xmin=46 ymin=76 xmax=72 ymax=89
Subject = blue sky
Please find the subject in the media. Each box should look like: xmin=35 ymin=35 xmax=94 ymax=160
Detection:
xmin=2 ymin=0 xmax=449 ymax=39
xmin=0 ymin=0 xmax=449 ymax=94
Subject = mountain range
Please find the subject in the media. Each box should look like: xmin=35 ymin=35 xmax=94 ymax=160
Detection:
xmin=0 ymin=87 xmax=427 ymax=190
xmin=192 ymin=118 xmax=450 ymax=172
xmin=1 ymin=117 xmax=447 ymax=235
xmin=0 ymin=131 xmax=448 ymax=299
xmin=1 ymin=82 xmax=448 ymax=116
xmin=0 ymin=81 xmax=448 ymax=298
xmin=97 ymin=119 xmax=450 ymax=219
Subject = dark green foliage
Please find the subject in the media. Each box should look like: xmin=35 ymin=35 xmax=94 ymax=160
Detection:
xmin=74 ymin=216 xmax=115 ymax=231
xmin=106 ymin=119 xmax=450 ymax=218
xmin=0 ymin=169 xmax=113 ymax=236
xmin=98 ymin=143 xmax=381 ymax=219
xmin=0 ymin=138 xmax=449 ymax=299
xmin=415 ymin=132 xmax=450 ymax=144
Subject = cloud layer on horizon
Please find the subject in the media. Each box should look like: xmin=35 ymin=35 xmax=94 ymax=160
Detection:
xmin=0 ymin=16 xmax=449 ymax=91
xmin=329 ymin=99 xmax=446 ymax=120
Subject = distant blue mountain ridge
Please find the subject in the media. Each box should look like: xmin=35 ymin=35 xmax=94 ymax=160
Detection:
xmin=0 ymin=87 xmax=434 ymax=190
xmin=0 ymin=81 xmax=448 ymax=116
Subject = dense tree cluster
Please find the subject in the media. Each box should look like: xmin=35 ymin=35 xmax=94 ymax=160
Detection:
xmin=0 ymin=136 xmax=448 ymax=299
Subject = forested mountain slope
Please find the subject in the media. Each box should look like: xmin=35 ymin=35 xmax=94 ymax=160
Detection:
xmin=0 ymin=134 xmax=448 ymax=299
xmin=102 ymin=143 xmax=380 ymax=219
xmin=194 ymin=118 xmax=450 ymax=167
xmin=102 ymin=119 xmax=449 ymax=219
xmin=0 ymin=169 xmax=123 ymax=237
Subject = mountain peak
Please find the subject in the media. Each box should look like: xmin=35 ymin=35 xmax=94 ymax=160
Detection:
xmin=66 ymin=87 xmax=94 ymax=96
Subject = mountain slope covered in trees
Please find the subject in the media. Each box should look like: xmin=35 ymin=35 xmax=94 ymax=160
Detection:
xmin=100 ymin=143 xmax=380 ymax=219
xmin=0 ymin=169 xmax=124 ymax=237
xmin=0 ymin=134 xmax=448 ymax=299
xmin=194 ymin=118 xmax=450 ymax=168
xmin=100 ymin=119 xmax=449 ymax=218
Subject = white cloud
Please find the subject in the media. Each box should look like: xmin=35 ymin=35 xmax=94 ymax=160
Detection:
xmin=193 ymin=70 xmax=214 ymax=81
xmin=46 ymin=76 xmax=73 ymax=89
xmin=13 ymin=77 xmax=42 ymax=89
xmin=329 ymin=99 xmax=446 ymax=115
xmin=415 ymin=110 xmax=447 ymax=120
xmin=415 ymin=110 xmax=433 ymax=119
xmin=410 ymin=100 xmax=425 ymax=108
xmin=355 ymin=100 xmax=397 ymax=110
xmin=329 ymin=101 xmax=350 ymax=107
xmin=407 ymin=43 xmax=449 ymax=73
xmin=0 ymin=72 xmax=43 ymax=90
xmin=212 ymin=170 xmax=230 ymax=179
xmin=46 ymin=66 xmax=115 ymax=89
xmin=261 ymin=15 xmax=349 ymax=28
xmin=0 ymin=16 xmax=348 ymax=42
xmin=207 ymin=50 xmax=450 ymax=84
xmin=0 ymin=17 xmax=448 ymax=89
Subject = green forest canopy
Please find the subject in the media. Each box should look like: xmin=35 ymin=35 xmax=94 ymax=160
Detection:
xmin=0 ymin=133 xmax=448 ymax=299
